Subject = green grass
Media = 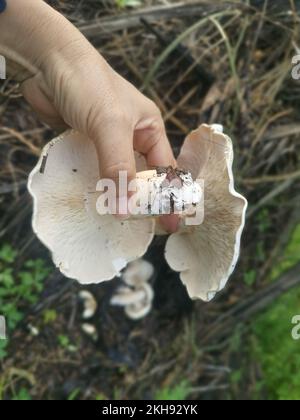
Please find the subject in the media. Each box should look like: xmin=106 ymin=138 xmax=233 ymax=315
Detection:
xmin=0 ymin=244 xmax=50 ymax=359
xmin=12 ymin=388 xmax=32 ymax=401
xmin=270 ymin=224 xmax=300 ymax=281
xmin=251 ymin=224 xmax=300 ymax=400
xmin=252 ymin=288 xmax=300 ymax=400
xmin=57 ymin=334 xmax=77 ymax=353
xmin=115 ymin=0 xmax=141 ymax=8
xmin=155 ymin=380 xmax=191 ymax=400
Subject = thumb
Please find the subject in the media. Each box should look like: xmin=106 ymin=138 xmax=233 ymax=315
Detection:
xmin=89 ymin=117 xmax=136 ymax=216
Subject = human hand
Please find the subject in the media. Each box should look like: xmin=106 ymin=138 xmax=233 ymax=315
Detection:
xmin=0 ymin=0 xmax=178 ymax=231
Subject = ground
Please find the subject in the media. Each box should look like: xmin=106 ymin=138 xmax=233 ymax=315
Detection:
xmin=0 ymin=0 xmax=300 ymax=400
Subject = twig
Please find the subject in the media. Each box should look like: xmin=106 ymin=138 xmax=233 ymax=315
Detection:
xmin=116 ymin=43 xmax=189 ymax=133
xmin=140 ymin=17 xmax=214 ymax=89
xmin=0 ymin=181 xmax=27 ymax=195
xmin=265 ymin=123 xmax=300 ymax=140
xmin=209 ymin=16 xmax=242 ymax=104
xmin=247 ymin=179 xmax=294 ymax=218
xmin=189 ymin=384 xmax=229 ymax=395
xmin=78 ymin=2 xmax=243 ymax=37
xmin=142 ymin=10 xmax=240 ymax=90
xmin=243 ymin=169 xmax=300 ymax=185
xmin=163 ymin=86 xmax=199 ymax=123
xmin=0 ymin=127 xmax=41 ymax=156
xmin=0 ymin=127 xmax=47 ymax=142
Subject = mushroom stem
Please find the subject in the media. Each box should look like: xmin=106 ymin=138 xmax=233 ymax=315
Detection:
xmin=126 ymin=169 xmax=203 ymax=219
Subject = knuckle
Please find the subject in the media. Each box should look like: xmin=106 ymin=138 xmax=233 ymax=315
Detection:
xmin=89 ymin=107 xmax=132 ymax=138
xmin=86 ymin=98 xmax=105 ymax=137
xmin=102 ymin=161 xmax=134 ymax=181
xmin=51 ymin=67 xmax=76 ymax=111
xmin=146 ymin=98 xmax=162 ymax=117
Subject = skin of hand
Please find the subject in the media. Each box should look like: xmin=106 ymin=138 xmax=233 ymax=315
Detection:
xmin=0 ymin=0 xmax=179 ymax=232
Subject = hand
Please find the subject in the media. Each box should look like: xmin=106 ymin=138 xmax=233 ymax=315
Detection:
xmin=0 ymin=0 xmax=178 ymax=232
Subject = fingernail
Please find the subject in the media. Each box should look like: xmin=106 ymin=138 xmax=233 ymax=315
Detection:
xmin=160 ymin=214 xmax=180 ymax=233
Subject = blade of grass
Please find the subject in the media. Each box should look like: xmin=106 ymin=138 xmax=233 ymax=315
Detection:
xmin=209 ymin=16 xmax=242 ymax=105
xmin=142 ymin=10 xmax=240 ymax=91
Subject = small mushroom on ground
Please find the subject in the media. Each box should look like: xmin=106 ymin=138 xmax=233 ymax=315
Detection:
xmin=122 ymin=258 xmax=154 ymax=286
xmin=28 ymin=124 xmax=247 ymax=302
xmin=78 ymin=290 xmax=97 ymax=319
xmin=110 ymin=259 xmax=154 ymax=320
xmin=27 ymin=324 xmax=39 ymax=337
xmin=81 ymin=323 xmax=98 ymax=341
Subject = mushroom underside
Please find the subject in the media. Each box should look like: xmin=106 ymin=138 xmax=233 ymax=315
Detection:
xmin=165 ymin=124 xmax=247 ymax=301
xmin=28 ymin=131 xmax=155 ymax=284
xmin=28 ymin=125 xmax=247 ymax=302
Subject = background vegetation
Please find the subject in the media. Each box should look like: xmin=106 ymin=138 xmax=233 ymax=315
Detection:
xmin=0 ymin=0 xmax=300 ymax=400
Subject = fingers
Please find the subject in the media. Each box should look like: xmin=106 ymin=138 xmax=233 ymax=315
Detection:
xmin=159 ymin=214 xmax=180 ymax=234
xmin=133 ymin=100 xmax=176 ymax=168
xmin=133 ymin=103 xmax=179 ymax=233
xmin=88 ymin=116 xmax=136 ymax=216
xmin=134 ymin=117 xmax=176 ymax=168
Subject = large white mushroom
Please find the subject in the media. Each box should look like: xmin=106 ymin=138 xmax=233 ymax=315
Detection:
xmin=164 ymin=124 xmax=247 ymax=301
xmin=28 ymin=131 xmax=155 ymax=284
xmin=28 ymin=124 xmax=247 ymax=302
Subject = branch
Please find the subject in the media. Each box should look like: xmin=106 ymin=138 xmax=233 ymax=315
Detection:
xmin=78 ymin=1 xmax=244 ymax=38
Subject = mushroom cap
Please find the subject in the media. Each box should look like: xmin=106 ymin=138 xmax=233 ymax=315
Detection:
xmin=110 ymin=259 xmax=155 ymax=320
xmin=110 ymin=283 xmax=154 ymax=320
xmin=28 ymin=130 xmax=155 ymax=284
xmin=81 ymin=323 xmax=98 ymax=340
xmin=124 ymin=283 xmax=154 ymax=320
xmin=110 ymin=286 xmax=147 ymax=306
xmin=165 ymin=124 xmax=247 ymax=301
xmin=122 ymin=258 xmax=154 ymax=286
xmin=79 ymin=290 xmax=98 ymax=319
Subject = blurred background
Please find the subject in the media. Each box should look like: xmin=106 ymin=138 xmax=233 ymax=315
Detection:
xmin=0 ymin=0 xmax=300 ymax=400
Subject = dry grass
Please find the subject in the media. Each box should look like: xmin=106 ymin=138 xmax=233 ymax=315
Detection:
xmin=0 ymin=0 xmax=300 ymax=400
